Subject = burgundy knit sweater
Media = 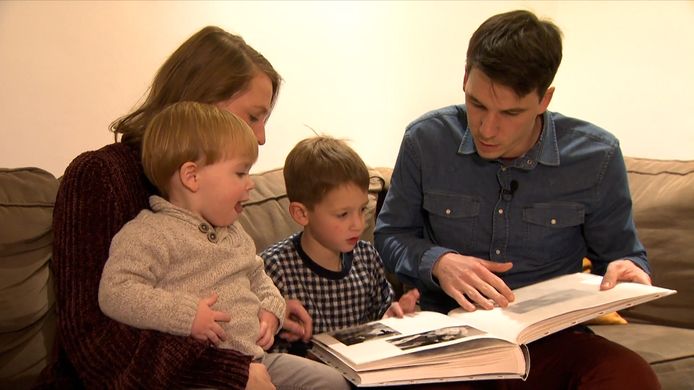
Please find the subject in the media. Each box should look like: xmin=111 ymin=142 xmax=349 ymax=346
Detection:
xmin=36 ymin=142 xmax=252 ymax=389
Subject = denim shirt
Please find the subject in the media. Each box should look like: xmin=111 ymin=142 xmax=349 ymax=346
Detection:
xmin=374 ymin=105 xmax=648 ymax=313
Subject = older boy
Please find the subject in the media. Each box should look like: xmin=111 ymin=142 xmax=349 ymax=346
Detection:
xmin=261 ymin=136 xmax=418 ymax=356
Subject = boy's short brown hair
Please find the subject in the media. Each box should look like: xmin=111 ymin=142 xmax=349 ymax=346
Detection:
xmin=142 ymin=101 xmax=258 ymax=197
xmin=284 ymin=136 xmax=369 ymax=209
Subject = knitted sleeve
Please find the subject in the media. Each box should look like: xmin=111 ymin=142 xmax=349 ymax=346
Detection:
xmin=48 ymin=143 xmax=252 ymax=389
xmin=248 ymin=255 xmax=286 ymax=328
xmin=99 ymin=218 xmax=200 ymax=337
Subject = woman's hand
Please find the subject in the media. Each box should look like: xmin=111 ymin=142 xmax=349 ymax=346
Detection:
xmin=246 ymin=362 xmax=275 ymax=390
xmin=280 ymin=299 xmax=312 ymax=342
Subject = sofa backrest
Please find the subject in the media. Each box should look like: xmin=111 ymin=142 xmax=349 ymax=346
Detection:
xmin=1 ymin=156 xmax=691 ymax=388
xmin=620 ymin=157 xmax=694 ymax=329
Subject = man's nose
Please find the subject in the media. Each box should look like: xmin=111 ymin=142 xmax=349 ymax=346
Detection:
xmin=479 ymin=113 xmax=499 ymax=139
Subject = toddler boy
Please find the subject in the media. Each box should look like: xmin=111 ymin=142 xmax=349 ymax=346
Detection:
xmin=99 ymin=102 xmax=349 ymax=389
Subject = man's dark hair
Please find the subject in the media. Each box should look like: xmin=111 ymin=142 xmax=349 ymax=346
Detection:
xmin=466 ymin=10 xmax=563 ymax=98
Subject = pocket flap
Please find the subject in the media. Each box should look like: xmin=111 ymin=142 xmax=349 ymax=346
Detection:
xmin=423 ymin=192 xmax=480 ymax=218
xmin=523 ymin=202 xmax=585 ymax=228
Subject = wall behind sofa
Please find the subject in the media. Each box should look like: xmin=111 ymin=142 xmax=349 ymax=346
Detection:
xmin=1 ymin=1 xmax=693 ymax=178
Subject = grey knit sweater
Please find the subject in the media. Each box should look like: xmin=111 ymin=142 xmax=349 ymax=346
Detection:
xmin=99 ymin=195 xmax=286 ymax=359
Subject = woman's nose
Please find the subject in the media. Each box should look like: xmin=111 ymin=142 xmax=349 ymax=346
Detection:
xmin=253 ymin=125 xmax=266 ymax=145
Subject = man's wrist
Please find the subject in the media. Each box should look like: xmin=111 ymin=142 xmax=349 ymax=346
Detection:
xmin=421 ymin=248 xmax=456 ymax=290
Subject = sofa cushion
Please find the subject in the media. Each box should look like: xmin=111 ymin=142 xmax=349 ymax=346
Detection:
xmin=621 ymin=157 xmax=694 ymax=329
xmin=590 ymin=323 xmax=694 ymax=389
xmin=0 ymin=167 xmax=58 ymax=387
xmin=238 ymin=168 xmax=385 ymax=254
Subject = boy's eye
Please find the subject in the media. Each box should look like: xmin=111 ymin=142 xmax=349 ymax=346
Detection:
xmin=337 ymin=212 xmax=348 ymax=218
xmin=249 ymin=115 xmax=259 ymax=123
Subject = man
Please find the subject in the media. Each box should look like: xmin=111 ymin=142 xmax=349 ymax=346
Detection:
xmin=375 ymin=9 xmax=659 ymax=389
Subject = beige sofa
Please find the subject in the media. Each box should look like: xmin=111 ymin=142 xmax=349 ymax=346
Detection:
xmin=1 ymin=157 xmax=693 ymax=389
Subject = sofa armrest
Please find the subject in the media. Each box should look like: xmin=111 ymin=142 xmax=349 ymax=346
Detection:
xmin=0 ymin=167 xmax=59 ymax=388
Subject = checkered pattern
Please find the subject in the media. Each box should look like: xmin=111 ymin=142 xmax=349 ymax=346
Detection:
xmin=261 ymin=232 xmax=394 ymax=354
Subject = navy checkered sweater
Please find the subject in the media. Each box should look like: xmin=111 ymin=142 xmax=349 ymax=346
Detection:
xmin=261 ymin=232 xmax=394 ymax=355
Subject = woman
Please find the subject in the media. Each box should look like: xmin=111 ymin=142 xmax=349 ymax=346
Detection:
xmin=41 ymin=26 xmax=302 ymax=390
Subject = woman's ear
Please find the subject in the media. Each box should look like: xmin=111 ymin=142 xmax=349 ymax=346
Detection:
xmin=288 ymin=201 xmax=310 ymax=226
xmin=179 ymin=162 xmax=199 ymax=192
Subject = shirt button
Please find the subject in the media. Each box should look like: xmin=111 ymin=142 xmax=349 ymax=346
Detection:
xmin=498 ymin=208 xmax=504 ymax=215
xmin=495 ymin=249 xmax=501 ymax=255
xmin=550 ymin=218 xmax=557 ymax=225
xmin=445 ymin=209 xmax=451 ymax=215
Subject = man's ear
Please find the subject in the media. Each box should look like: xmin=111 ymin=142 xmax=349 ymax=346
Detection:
xmin=179 ymin=161 xmax=199 ymax=192
xmin=539 ymin=86 xmax=555 ymax=113
xmin=288 ymin=201 xmax=310 ymax=226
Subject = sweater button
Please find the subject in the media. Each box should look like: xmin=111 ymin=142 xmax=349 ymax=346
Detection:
xmin=199 ymin=223 xmax=209 ymax=233
xmin=207 ymin=231 xmax=218 ymax=243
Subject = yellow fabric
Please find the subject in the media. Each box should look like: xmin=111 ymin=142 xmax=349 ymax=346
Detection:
xmin=584 ymin=311 xmax=628 ymax=325
xmin=581 ymin=258 xmax=628 ymax=325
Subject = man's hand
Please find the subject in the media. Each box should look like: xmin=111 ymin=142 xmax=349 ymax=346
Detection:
xmin=280 ymin=299 xmax=313 ymax=343
xmin=384 ymin=288 xmax=420 ymax=318
xmin=601 ymin=259 xmax=652 ymax=290
xmin=246 ymin=362 xmax=275 ymax=390
xmin=191 ymin=292 xmax=231 ymax=345
xmin=257 ymin=309 xmax=279 ymax=350
xmin=433 ymin=253 xmax=514 ymax=311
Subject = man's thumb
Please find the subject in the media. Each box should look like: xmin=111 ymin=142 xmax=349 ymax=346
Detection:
xmin=601 ymin=273 xmax=617 ymax=290
xmin=483 ymin=260 xmax=513 ymax=273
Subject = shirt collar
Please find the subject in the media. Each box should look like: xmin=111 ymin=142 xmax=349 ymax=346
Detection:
xmin=458 ymin=110 xmax=559 ymax=168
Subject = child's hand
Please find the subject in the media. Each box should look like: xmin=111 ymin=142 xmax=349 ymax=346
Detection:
xmin=383 ymin=288 xmax=420 ymax=318
xmin=257 ymin=309 xmax=279 ymax=350
xmin=191 ymin=292 xmax=231 ymax=346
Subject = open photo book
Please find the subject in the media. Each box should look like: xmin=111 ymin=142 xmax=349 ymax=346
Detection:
xmin=311 ymin=272 xmax=676 ymax=387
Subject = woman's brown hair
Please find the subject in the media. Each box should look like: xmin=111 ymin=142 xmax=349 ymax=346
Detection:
xmin=111 ymin=26 xmax=281 ymax=150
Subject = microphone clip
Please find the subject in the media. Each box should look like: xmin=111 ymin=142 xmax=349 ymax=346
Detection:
xmin=501 ymin=180 xmax=518 ymax=201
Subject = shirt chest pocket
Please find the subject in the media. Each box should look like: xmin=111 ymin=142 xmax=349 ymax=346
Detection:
xmin=522 ymin=202 xmax=585 ymax=260
xmin=423 ymin=192 xmax=480 ymax=251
